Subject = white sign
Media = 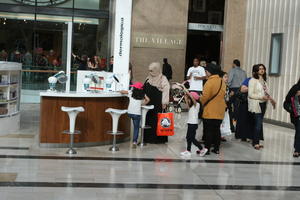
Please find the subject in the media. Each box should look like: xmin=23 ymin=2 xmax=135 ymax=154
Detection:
xmin=113 ymin=0 xmax=133 ymax=74
xmin=76 ymin=71 xmax=130 ymax=93
xmin=188 ymin=23 xmax=224 ymax=32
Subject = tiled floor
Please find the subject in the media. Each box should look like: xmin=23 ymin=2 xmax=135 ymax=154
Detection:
xmin=0 ymin=104 xmax=299 ymax=200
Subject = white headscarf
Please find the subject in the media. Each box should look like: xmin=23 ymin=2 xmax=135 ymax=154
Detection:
xmin=146 ymin=62 xmax=170 ymax=105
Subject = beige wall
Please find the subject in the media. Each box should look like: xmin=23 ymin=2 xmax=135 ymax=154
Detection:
xmin=222 ymin=0 xmax=247 ymax=72
xmin=243 ymin=0 xmax=300 ymax=124
xmin=130 ymin=0 xmax=189 ymax=82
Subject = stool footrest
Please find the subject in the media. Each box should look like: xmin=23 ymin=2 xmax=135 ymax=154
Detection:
xmin=106 ymin=131 xmax=124 ymax=135
xmin=62 ymin=130 xmax=81 ymax=135
xmin=141 ymin=125 xmax=151 ymax=129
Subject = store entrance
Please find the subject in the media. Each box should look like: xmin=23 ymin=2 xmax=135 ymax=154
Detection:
xmin=185 ymin=30 xmax=222 ymax=71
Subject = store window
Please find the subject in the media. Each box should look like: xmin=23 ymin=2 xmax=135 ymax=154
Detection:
xmin=75 ymin=0 xmax=109 ymax=11
xmin=71 ymin=17 xmax=109 ymax=90
xmin=269 ymin=33 xmax=283 ymax=76
xmin=0 ymin=0 xmax=110 ymax=102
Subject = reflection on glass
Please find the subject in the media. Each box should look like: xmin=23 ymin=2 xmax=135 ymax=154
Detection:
xmin=0 ymin=15 xmax=68 ymax=91
xmin=71 ymin=17 xmax=109 ymax=90
xmin=75 ymin=0 xmax=109 ymax=10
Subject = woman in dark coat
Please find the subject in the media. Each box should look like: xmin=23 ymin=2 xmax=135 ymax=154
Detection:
xmin=284 ymin=78 xmax=300 ymax=157
xmin=235 ymin=77 xmax=255 ymax=141
xmin=144 ymin=62 xmax=170 ymax=144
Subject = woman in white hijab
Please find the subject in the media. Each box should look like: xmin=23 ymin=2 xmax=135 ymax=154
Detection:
xmin=144 ymin=62 xmax=170 ymax=144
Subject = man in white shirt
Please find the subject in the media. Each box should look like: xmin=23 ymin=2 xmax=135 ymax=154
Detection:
xmin=186 ymin=58 xmax=207 ymax=95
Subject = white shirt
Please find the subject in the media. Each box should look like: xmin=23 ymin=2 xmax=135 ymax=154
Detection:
xmin=187 ymin=103 xmax=200 ymax=124
xmin=127 ymin=91 xmax=143 ymax=115
xmin=186 ymin=66 xmax=206 ymax=91
xmin=248 ymin=78 xmax=268 ymax=113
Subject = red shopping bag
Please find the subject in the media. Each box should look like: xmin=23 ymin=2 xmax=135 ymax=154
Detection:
xmin=156 ymin=112 xmax=174 ymax=136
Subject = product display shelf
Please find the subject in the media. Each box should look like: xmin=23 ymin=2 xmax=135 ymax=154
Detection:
xmin=0 ymin=62 xmax=22 ymax=135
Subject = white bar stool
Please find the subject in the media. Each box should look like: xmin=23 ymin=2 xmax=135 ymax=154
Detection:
xmin=140 ymin=105 xmax=154 ymax=147
xmin=105 ymin=108 xmax=128 ymax=151
xmin=61 ymin=106 xmax=85 ymax=155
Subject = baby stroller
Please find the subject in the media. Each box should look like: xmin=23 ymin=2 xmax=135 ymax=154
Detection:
xmin=168 ymin=81 xmax=189 ymax=113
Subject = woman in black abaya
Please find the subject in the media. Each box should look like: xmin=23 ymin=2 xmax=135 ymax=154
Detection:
xmin=143 ymin=62 xmax=170 ymax=144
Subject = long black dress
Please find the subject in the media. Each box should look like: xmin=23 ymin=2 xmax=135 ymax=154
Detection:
xmin=235 ymin=99 xmax=255 ymax=140
xmin=143 ymin=81 xmax=168 ymax=144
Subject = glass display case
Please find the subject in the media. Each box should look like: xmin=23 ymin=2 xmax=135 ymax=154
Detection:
xmin=0 ymin=62 xmax=21 ymax=135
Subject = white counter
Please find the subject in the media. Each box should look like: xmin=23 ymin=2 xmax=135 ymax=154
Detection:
xmin=40 ymin=91 xmax=126 ymax=98
xmin=0 ymin=61 xmax=22 ymax=71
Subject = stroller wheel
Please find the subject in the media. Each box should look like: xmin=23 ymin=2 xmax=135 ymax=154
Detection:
xmin=177 ymin=107 xmax=182 ymax=113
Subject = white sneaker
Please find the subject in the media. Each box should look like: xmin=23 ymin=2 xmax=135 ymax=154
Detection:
xmin=199 ymin=148 xmax=208 ymax=157
xmin=180 ymin=150 xmax=192 ymax=157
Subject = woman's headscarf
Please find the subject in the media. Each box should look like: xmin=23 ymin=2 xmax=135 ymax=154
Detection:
xmin=146 ymin=62 xmax=170 ymax=105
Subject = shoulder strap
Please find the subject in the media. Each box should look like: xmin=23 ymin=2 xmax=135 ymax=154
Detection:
xmin=203 ymin=80 xmax=223 ymax=107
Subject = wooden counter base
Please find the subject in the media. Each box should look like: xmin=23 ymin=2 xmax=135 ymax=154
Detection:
xmin=39 ymin=96 xmax=130 ymax=147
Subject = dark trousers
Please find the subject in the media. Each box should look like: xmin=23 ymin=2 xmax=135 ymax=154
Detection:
xmin=229 ymin=88 xmax=240 ymax=120
xmin=253 ymin=103 xmax=267 ymax=146
xmin=186 ymin=124 xmax=203 ymax=151
xmin=128 ymin=114 xmax=141 ymax=143
xmin=203 ymin=119 xmax=222 ymax=151
xmin=294 ymin=119 xmax=300 ymax=152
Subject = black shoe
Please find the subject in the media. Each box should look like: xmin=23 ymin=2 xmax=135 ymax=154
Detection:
xmin=212 ymin=149 xmax=220 ymax=154
xmin=221 ymin=137 xmax=227 ymax=142
xmin=293 ymin=152 xmax=299 ymax=158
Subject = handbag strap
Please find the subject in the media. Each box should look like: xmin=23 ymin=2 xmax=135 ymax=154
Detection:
xmin=203 ymin=80 xmax=223 ymax=107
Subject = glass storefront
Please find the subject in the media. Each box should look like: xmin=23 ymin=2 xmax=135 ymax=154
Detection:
xmin=0 ymin=0 xmax=110 ymax=102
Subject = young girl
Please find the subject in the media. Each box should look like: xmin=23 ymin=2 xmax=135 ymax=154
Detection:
xmin=121 ymin=82 xmax=150 ymax=148
xmin=180 ymin=84 xmax=208 ymax=157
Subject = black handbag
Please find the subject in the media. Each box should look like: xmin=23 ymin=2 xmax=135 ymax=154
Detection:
xmin=198 ymin=80 xmax=223 ymax=119
xmin=283 ymin=99 xmax=293 ymax=114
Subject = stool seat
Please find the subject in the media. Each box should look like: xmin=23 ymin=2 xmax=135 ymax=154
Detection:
xmin=105 ymin=108 xmax=127 ymax=152
xmin=142 ymin=105 xmax=154 ymax=110
xmin=105 ymin=108 xmax=127 ymax=115
xmin=62 ymin=106 xmax=85 ymax=113
xmin=61 ymin=106 xmax=85 ymax=154
xmin=139 ymin=105 xmax=154 ymax=147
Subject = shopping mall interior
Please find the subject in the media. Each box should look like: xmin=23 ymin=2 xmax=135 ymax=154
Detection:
xmin=0 ymin=0 xmax=299 ymax=199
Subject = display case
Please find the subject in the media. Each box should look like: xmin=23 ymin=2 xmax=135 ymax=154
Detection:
xmin=0 ymin=62 xmax=22 ymax=135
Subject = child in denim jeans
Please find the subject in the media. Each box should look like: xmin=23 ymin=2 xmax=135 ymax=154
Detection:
xmin=121 ymin=82 xmax=150 ymax=148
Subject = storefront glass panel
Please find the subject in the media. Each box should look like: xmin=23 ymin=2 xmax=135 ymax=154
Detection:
xmin=0 ymin=0 xmax=110 ymax=102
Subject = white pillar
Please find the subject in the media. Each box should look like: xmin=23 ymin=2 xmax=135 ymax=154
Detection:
xmin=66 ymin=21 xmax=73 ymax=92
xmin=112 ymin=0 xmax=133 ymax=74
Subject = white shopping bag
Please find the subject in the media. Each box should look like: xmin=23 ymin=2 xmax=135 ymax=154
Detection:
xmin=220 ymin=110 xmax=232 ymax=137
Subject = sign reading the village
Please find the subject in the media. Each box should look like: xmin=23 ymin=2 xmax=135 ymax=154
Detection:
xmin=132 ymin=33 xmax=186 ymax=50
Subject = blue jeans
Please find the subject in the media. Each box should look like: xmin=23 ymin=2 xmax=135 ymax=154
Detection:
xmin=253 ymin=103 xmax=266 ymax=146
xmin=128 ymin=114 xmax=141 ymax=143
xmin=294 ymin=119 xmax=300 ymax=152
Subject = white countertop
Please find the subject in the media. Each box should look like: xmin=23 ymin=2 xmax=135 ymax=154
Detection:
xmin=0 ymin=62 xmax=22 ymax=71
xmin=40 ymin=91 xmax=126 ymax=98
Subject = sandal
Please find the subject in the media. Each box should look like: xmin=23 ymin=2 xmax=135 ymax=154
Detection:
xmin=259 ymin=144 xmax=264 ymax=148
xmin=293 ymin=152 xmax=299 ymax=158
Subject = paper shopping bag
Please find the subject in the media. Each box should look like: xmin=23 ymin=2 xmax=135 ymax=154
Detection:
xmin=156 ymin=112 xmax=174 ymax=136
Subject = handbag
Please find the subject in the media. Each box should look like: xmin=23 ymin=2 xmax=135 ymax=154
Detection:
xmin=283 ymin=99 xmax=293 ymax=114
xmin=156 ymin=111 xmax=175 ymax=136
xmin=198 ymin=80 xmax=223 ymax=119
xmin=291 ymin=96 xmax=300 ymax=118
